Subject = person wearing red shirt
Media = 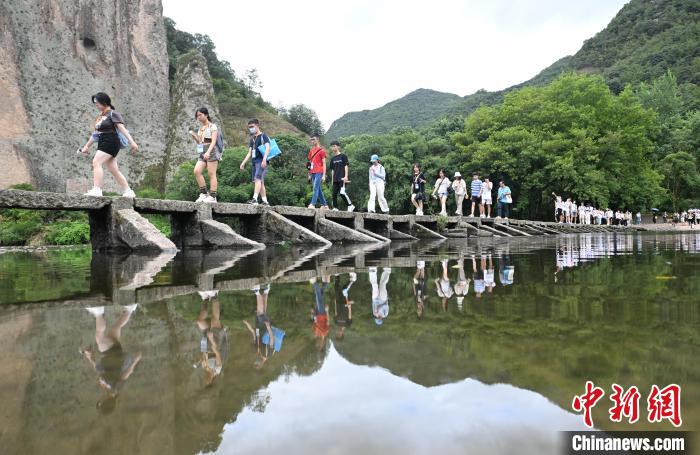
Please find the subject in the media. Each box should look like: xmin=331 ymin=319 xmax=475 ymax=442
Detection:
xmin=307 ymin=135 xmax=329 ymax=209
xmin=311 ymin=277 xmax=330 ymax=350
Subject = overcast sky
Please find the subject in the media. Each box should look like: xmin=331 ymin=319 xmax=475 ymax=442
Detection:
xmin=162 ymin=0 xmax=629 ymax=129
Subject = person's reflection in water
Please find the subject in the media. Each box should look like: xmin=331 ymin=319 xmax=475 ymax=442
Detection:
xmin=472 ymin=255 xmax=486 ymax=298
xmin=434 ymin=259 xmax=454 ymax=310
xmin=452 ymin=256 xmax=470 ymax=311
xmin=484 ymin=254 xmax=496 ymax=293
xmin=310 ymin=276 xmax=331 ymax=350
xmin=243 ymin=284 xmax=284 ymax=369
xmin=195 ymin=290 xmax=229 ymax=387
xmin=413 ymin=261 xmax=428 ymax=318
xmin=499 ymin=254 xmax=515 ymax=286
xmin=334 ymin=273 xmax=356 ymax=340
xmin=81 ymin=305 xmax=142 ymax=415
xmin=369 ymin=266 xmax=391 ymax=325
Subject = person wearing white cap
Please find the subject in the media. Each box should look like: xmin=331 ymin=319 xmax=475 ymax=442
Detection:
xmin=367 ymin=154 xmax=389 ymax=213
xmin=451 ymin=172 xmax=467 ymax=215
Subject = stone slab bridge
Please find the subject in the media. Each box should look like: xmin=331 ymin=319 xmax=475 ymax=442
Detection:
xmin=0 ymin=189 xmax=646 ymax=252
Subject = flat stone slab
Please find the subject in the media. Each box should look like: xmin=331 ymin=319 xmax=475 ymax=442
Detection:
xmin=363 ymin=212 xmax=391 ymax=221
xmin=134 ymin=198 xmax=197 ymax=213
xmin=213 ymin=202 xmax=264 ymax=216
xmin=323 ymin=211 xmax=356 ymax=219
xmin=390 ymin=215 xmax=412 ymax=223
xmin=273 ymin=206 xmax=317 ymax=217
xmin=0 ymin=189 xmax=111 ymax=210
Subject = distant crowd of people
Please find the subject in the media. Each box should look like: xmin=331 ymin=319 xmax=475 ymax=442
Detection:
xmin=552 ymin=192 xmax=641 ymax=226
xmin=660 ymin=210 xmax=698 ymax=228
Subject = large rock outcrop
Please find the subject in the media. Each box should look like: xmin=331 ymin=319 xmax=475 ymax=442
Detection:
xmin=161 ymin=50 xmax=222 ymax=186
xmin=0 ymin=0 xmax=170 ymax=192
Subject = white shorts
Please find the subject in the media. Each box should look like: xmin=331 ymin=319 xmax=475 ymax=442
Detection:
xmin=482 ymin=197 xmax=492 ymax=204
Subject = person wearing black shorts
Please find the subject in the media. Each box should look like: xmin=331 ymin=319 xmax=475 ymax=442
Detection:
xmin=80 ymin=92 xmax=138 ymax=197
xmin=410 ymin=164 xmax=427 ymax=215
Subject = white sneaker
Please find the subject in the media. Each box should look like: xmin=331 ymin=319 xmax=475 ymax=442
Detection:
xmin=85 ymin=306 xmax=104 ymax=316
xmin=122 ymin=304 xmax=138 ymax=313
xmin=347 ymin=205 xmax=355 ymax=212
xmin=84 ymin=187 xmax=103 ymax=197
xmin=332 ymin=208 xmax=339 ymax=211
xmin=203 ymin=195 xmax=217 ymax=203
xmin=195 ymin=193 xmax=208 ymax=203
xmin=480 ymin=214 xmax=486 ymax=218
xmin=122 ymin=188 xmax=136 ymax=198
xmin=440 ymin=211 xmax=447 ymax=216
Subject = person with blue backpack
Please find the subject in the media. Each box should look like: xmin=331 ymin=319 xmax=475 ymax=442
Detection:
xmin=240 ymin=118 xmax=271 ymax=206
xmin=80 ymin=92 xmax=138 ymax=198
xmin=189 ymin=107 xmax=222 ymax=203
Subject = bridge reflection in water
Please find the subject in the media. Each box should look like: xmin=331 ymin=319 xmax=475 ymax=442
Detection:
xmin=0 ymin=233 xmax=698 ymax=454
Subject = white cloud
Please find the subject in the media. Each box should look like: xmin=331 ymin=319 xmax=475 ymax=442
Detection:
xmin=163 ymin=0 xmax=629 ymax=129
xmin=209 ymin=343 xmax=589 ymax=454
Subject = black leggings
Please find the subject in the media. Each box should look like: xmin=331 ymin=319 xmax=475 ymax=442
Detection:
xmin=332 ymin=181 xmax=352 ymax=209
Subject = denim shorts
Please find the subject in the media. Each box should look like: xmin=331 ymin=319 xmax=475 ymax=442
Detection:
xmin=252 ymin=160 xmax=267 ymax=181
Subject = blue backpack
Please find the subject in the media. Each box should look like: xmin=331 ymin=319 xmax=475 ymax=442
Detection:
xmin=110 ymin=111 xmax=130 ymax=149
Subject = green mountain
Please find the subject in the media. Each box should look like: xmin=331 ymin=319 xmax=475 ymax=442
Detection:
xmin=327 ymin=0 xmax=700 ymax=139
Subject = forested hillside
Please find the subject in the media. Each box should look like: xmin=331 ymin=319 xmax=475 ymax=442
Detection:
xmin=327 ymin=0 xmax=700 ymax=139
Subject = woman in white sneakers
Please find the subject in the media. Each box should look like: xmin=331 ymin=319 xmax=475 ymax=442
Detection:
xmin=480 ymin=177 xmax=493 ymax=218
xmin=452 ymin=172 xmax=467 ymax=215
xmin=189 ymin=107 xmax=221 ymax=203
xmin=431 ymin=168 xmax=450 ymax=216
xmin=80 ymin=93 xmax=138 ymax=197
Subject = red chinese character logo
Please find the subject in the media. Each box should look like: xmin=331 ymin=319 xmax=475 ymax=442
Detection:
xmin=647 ymin=384 xmax=682 ymax=427
xmin=609 ymin=383 xmax=641 ymax=424
xmin=572 ymin=380 xmax=605 ymax=428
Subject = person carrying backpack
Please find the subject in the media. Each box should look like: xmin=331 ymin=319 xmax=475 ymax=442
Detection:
xmin=80 ymin=92 xmax=138 ymax=197
xmin=240 ymin=118 xmax=271 ymax=206
xmin=188 ymin=107 xmax=221 ymax=203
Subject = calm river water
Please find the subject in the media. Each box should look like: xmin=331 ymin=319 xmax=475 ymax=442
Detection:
xmin=0 ymin=233 xmax=698 ymax=454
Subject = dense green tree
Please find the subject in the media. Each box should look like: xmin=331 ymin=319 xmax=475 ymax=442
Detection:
xmin=658 ymin=152 xmax=700 ymax=211
xmin=450 ymin=73 xmax=663 ymax=218
xmin=284 ymin=104 xmax=325 ymax=136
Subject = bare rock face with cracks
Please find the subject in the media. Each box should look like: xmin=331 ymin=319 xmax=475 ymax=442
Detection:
xmin=0 ymin=0 xmax=172 ymax=192
xmin=163 ymin=50 xmax=223 ymax=186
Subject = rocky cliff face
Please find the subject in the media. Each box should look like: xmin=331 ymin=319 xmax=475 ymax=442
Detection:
xmin=0 ymin=0 xmax=170 ymax=192
xmin=162 ymin=50 xmax=222 ymax=186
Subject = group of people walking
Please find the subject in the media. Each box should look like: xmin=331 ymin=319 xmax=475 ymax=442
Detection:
xmin=552 ymin=193 xmax=639 ymax=226
xmin=411 ymin=167 xmax=512 ymax=218
xmin=79 ymin=95 xmax=514 ymax=218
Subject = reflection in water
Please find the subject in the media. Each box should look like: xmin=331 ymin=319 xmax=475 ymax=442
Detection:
xmin=370 ymin=267 xmax=391 ymax=325
xmin=0 ymin=233 xmax=699 ymax=454
xmin=242 ymin=284 xmax=284 ymax=369
xmin=195 ymin=292 xmax=228 ymax=386
xmin=80 ymin=304 xmax=142 ymax=414
xmin=333 ymin=273 xmax=355 ymax=340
